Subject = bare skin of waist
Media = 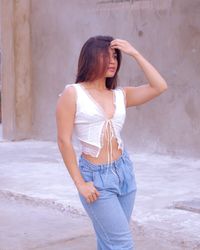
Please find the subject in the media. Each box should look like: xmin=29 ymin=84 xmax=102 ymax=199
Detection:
xmin=81 ymin=134 xmax=123 ymax=165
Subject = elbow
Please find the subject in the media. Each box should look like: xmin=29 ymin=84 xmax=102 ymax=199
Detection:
xmin=57 ymin=136 xmax=72 ymax=148
xmin=158 ymin=81 xmax=168 ymax=93
xmin=163 ymin=81 xmax=168 ymax=90
xmin=161 ymin=85 xmax=168 ymax=92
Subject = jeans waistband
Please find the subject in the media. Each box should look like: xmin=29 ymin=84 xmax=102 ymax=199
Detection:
xmin=79 ymin=148 xmax=128 ymax=172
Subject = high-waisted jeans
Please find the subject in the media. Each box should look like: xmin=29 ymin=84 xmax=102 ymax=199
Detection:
xmin=78 ymin=148 xmax=137 ymax=250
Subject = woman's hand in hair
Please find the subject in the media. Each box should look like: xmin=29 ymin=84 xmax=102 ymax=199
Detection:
xmin=110 ymin=39 xmax=139 ymax=57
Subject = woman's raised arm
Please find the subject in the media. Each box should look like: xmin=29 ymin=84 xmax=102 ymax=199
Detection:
xmin=110 ymin=39 xmax=168 ymax=107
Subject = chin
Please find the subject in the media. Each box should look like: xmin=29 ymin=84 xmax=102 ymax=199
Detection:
xmin=105 ymin=73 xmax=116 ymax=78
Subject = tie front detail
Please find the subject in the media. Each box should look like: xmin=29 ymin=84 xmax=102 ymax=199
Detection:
xmin=60 ymin=83 xmax=126 ymax=161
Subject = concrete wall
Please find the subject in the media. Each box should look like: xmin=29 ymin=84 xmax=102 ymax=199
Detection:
xmin=1 ymin=0 xmax=200 ymax=157
xmin=30 ymin=0 xmax=200 ymax=157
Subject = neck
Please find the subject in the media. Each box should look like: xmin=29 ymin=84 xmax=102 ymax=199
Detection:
xmin=84 ymin=78 xmax=107 ymax=90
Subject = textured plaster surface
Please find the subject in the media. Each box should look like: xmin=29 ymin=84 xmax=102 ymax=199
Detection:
xmin=30 ymin=0 xmax=200 ymax=157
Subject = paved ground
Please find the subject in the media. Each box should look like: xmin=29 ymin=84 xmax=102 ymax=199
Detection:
xmin=0 ymin=139 xmax=200 ymax=250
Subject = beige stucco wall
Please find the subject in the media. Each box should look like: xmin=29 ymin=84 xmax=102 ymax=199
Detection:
xmin=1 ymin=0 xmax=32 ymax=140
xmin=30 ymin=0 xmax=200 ymax=157
xmin=1 ymin=0 xmax=200 ymax=157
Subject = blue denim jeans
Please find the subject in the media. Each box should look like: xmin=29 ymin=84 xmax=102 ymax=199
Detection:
xmin=78 ymin=148 xmax=137 ymax=250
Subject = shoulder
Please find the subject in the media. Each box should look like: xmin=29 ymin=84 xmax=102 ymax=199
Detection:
xmin=115 ymin=86 xmax=127 ymax=107
xmin=115 ymin=86 xmax=126 ymax=99
xmin=56 ymin=84 xmax=77 ymax=109
xmin=58 ymin=83 xmax=78 ymax=98
xmin=117 ymin=86 xmax=126 ymax=94
xmin=56 ymin=84 xmax=77 ymax=131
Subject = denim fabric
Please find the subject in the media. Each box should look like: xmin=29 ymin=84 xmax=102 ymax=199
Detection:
xmin=78 ymin=148 xmax=137 ymax=250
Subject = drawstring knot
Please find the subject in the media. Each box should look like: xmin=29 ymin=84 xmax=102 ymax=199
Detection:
xmin=104 ymin=120 xmax=118 ymax=180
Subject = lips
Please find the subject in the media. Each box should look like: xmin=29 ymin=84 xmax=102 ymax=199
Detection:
xmin=107 ymin=67 xmax=116 ymax=72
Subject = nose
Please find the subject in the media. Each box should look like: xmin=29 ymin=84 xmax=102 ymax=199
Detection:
xmin=109 ymin=55 xmax=116 ymax=64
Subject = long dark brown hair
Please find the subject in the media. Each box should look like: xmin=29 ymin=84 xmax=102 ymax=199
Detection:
xmin=75 ymin=36 xmax=122 ymax=90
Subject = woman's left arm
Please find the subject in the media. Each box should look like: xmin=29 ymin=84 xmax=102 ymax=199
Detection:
xmin=110 ymin=39 xmax=168 ymax=107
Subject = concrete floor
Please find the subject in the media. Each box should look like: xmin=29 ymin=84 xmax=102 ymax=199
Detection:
xmin=0 ymin=140 xmax=200 ymax=250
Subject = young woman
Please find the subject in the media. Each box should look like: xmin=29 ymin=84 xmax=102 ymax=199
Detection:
xmin=56 ymin=36 xmax=168 ymax=250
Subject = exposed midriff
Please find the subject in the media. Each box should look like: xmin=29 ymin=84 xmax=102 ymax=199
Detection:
xmin=81 ymin=122 xmax=123 ymax=165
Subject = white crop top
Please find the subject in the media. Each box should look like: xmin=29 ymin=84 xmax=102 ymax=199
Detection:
xmin=59 ymin=83 xmax=126 ymax=167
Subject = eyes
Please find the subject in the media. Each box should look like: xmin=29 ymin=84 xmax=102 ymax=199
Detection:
xmin=113 ymin=53 xmax=117 ymax=59
xmin=110 ymin=53 xmax=117 ymax=60
xmin=107 ymin=48 xmax=118 ymax=62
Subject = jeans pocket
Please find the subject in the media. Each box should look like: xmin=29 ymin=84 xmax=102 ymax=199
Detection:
xmin=92 ymin=171 xmax=105 ymax=190
xmin=79 ymin=168 xmax=93 ymax=182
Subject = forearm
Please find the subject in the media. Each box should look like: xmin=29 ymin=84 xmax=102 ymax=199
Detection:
xmin=57 ymin=140 xmax=85 ymax=188
xmin=132 ymin=51 xmax=168 ymax=92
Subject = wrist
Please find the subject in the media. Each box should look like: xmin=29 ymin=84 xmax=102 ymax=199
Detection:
xmin=130 ymin=50 xmax=141 ymax=58
xmin=74 ymin=179 xmax=85 ymax=188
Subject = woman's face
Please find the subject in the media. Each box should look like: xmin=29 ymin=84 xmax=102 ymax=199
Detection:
xmin=104 ymin=47 xmax=118 ymax=78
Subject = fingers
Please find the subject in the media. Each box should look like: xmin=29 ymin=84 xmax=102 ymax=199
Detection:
xmin=111 ymin=38 xmax=125 ymax=45
xmin=110 ymin=39 xmax=136 ymax=56
xmin=86 ymin=185 xmax=100 ymax=203
xmin=110 ymin=40 xmax=121 ymax=49
xmin=86 ymin=192 xmax=98 ymax=203
xmin=110 ymin=39 xmax=127 ymax=51
xmin=110 ymin=39 xmax=125 ymax=47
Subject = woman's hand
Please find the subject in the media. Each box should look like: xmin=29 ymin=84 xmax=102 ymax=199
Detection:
xmin=76 ymin=181 xmax=100 ymax=203
xmin=110 ymin=39 xmax=139 ymax=57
